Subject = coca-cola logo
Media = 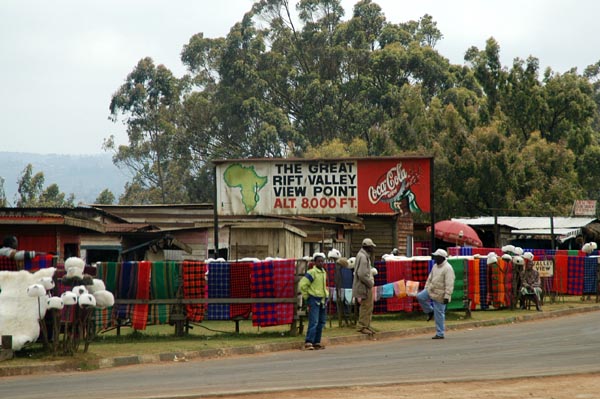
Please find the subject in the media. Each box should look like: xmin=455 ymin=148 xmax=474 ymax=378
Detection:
xmin=368 ymin=163 xmax=409 ymax=204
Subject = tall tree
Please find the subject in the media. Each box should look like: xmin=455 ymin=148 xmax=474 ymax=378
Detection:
xmin=16 ymin=164 xmax=74 ymax=207
xmin=0 ymin=177 xmax=7 ymax=207
xmin=107 ymin=57 xmax=190 ymax=204
xmin=95 ymin=189 xmax=116 ymax=205
xmin=16 ymin=164 xmax=44 ymax=207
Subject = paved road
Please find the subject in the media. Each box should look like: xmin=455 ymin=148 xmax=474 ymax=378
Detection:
xmin=2 ymin=311 xmax=600 ymax=399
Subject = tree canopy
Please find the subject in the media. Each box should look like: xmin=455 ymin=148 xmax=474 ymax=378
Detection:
xmin=107 ymin=0 xmax=600 ymax=219
xmin=16 ymin=164 xmax=75 ymax=207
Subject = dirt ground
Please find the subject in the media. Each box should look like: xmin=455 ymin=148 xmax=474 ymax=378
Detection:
xmin=212 ymin=373 xmax=600 ymax=399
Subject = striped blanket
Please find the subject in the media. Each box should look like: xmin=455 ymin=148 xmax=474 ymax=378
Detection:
xmin=95 ymin=262 xmax=119 ymax=329
xmin=148 ymin=261 xmax=179 ymax=325
xmin=131 ymin=261 xmax=151 ymax=330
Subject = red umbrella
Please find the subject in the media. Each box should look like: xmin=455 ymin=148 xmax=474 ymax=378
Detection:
xmin=427 ymin=220 xmax=483 ymax=247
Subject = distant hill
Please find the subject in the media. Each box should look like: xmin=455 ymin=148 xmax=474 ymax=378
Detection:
xmin=0 ymin=152 xmax=130 ymax=205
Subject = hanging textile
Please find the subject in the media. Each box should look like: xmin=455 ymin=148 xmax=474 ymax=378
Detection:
xmin=131 ymin=260 xmax=151 ymax=330
xmin=447 ymin=258 xmax=465 ymax=310
xmin=95 ymin=261 xmax=119 ymax=329
xmin=583 ymin=257 xmax=598 ymax=295
xmin=0 ymin=257 xmax=18 ymax=271
xmin=272 ymin=259 xmax=295 ymax=326
xmin=207 ymin=262 xmax=230 ymax=320
xmin=148 ymin=261 xmax=179 ymax=325
xmin=479 ymin=258 xmax=488 ymax=310
xmin=24 ymin=254 xmax=55 ymax=271
xmin=553 ymin=255 xmax=569 ymax=294
xmin=114 ymin=261 xmax=137 ymax=321
xmin=567 ymin=255 xmax=585 ymax=295
xmin=230 ymin=262 xmax=252 ymax=319
xmin=385 ymin=260 xmax=414 ymax=312
xmin=373 ymin=261 xmax=387 ymax=314
xmin=251 ymin=259 xmax=295 ymax=327
xmin=182 ymin=260 xmax=207 ymax=323
xmin=251 ymin=260 xmax=276 ymax=327
xmin=467 ymin=257 xmax=480 ymax=309
xmin=487 ymin=260 xmax=509 ymax=308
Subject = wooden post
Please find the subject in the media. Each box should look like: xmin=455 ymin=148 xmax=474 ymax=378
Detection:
xmin=0 ymin=335 xmax=14 ymax=361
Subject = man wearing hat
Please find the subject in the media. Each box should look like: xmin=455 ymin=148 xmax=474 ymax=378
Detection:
xmin=299 ymin=252 xmax=329 ymax=350
xmin=352 ymin=238 xmax=377 ymax=335
xmin=417 ymin=248 xmax=455 ymax=339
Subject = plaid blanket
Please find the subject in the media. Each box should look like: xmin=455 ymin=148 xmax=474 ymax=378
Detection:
xmin=567 ymin=255 xmax=585 ymax=295
xmin=411 ymin=260 xmax=430 ymax=311
xmin=373 ymin=261 xmax=388 ymax=314
xmin=479 ymin=258 xmax=488 ymax=310
xmin=182 ymin=261 xmax=207 ymax=322
xmin=272 ymin=259 xmax=295 ymax=325
xmin=584 ymin=257 xmax=598 ymax=294
xmin=230 ymin=262 xmax=252 ymax=319
xmin=131 ymin=261 xmax=151 ymax=330
xmin=250 ymin=259 xmax=295 ymax=327
xmin=207 ymin=262 xmax=230 ymax=320
xmin=148 ymin=261 xmax=179 ymax=325
xmin=0 ymin=256 xmax=18 ymax=271
xmin=251 ymin=260 xmax=276 ymax=327
xmin=384 ymin=260 xmax=414 ymax=312
xmin=24 ymin=254 xmax=55 ymax=271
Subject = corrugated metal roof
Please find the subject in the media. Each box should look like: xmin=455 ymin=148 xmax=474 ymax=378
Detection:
xmin=452 ymin=216 xmax=596 ymax=230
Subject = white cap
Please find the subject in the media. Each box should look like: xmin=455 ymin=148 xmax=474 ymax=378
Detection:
xmin=432 ymin=248 xmax=448 ymax=258
xmin=523 ymin=252 xmax=534 ymax=261
xmin=513 ymin=256 xmax=525 ymax=266
xmin=362 ymin=238 xmax=376 ymax=247
xmin=327 ymin=248 xmax=341 ymax=259
xmin=312 ymin=252 xmax=326 ymax=260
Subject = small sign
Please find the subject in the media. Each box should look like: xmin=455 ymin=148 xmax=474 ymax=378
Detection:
xmin=533 ymin=259 xmax=554 ymax=277
xmin=573 ymin=200 xmax=597 ymax=216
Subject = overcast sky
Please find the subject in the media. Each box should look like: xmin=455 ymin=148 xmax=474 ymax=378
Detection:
xmin=1 ymin=0 xmax=598 ymax=155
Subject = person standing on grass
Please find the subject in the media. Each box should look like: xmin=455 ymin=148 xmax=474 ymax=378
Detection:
xmin=352 ymin=238 xmax=377 ymax=335
xmin=417 ymin=248 xmax=455 ymax=339
xmin=299 ymin=252 xmax=329 ymax=350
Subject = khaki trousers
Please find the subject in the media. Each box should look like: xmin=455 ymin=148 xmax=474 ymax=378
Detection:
xmin=357 ymin=287 xmax=374 ymax=329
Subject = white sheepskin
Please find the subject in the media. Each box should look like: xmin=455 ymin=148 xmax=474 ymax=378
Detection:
xmin=85 ymin=278 xmax=106 ymax=294
xmin=27 ymin=283 xmax=46 ymax=297
xmin=0 ymin=267 xmax=56 ymax=351
xmin=347 ymin=257 xmax=356 ymax=269
xmin=78 ymin=293 xmax=96 ymax=307
xmin=92 ymin=290 xmax=114 ymax=308
xmin=47 ymin=296 xmax=64 ymax=310
xmin=61 ymin=291 xmax=78 ymax=306
xmin=38 ymin=276 xmax=55 ymax=290
xmin=65 ymin=256 xmax=85 ymax=278
xmin=72 ymin=285 xmax=88 ymax=297
xmin=328 ymin=248 xmax=341 ymax=259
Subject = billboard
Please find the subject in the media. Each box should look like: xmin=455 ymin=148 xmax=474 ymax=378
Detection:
xmin=215 ymin=157 xmax=431 ymax=216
